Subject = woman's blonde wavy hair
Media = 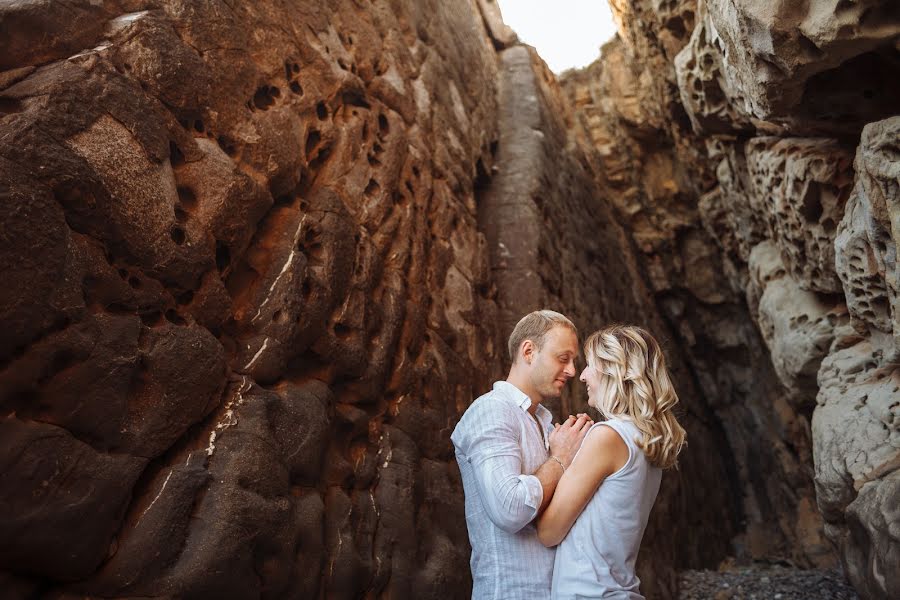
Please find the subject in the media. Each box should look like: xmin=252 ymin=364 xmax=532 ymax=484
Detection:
xmin=584 ymin=325 xmax=686 ymax=469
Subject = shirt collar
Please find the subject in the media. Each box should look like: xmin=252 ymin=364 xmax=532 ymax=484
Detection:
xmin=492 ymin=381 xmax=554 ymax=429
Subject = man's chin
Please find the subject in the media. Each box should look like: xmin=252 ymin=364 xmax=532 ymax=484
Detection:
xmin=541 ymin=388 xmax=563 ymax=401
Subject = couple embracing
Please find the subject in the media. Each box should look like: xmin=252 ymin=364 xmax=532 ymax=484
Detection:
xmin=452 ymin=310 xmax=686 ymax=599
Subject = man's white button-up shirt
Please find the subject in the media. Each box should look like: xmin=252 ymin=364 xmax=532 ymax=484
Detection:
xmin=451 ymin=381 xmax=556 ymax=599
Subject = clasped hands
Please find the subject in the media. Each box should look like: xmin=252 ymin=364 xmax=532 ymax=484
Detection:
xmin=548 ymin=413 xmax=593 ymax=471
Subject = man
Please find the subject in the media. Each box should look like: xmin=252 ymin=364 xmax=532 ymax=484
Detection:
xmin=451 ymin=310 xmax=593 ymax=599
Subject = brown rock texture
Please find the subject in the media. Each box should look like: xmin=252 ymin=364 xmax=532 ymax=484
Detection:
xmin=0 ymin=1 xmax=503 ymax=597
xmin=0 ymin=0 xmax=741 ymax=598
xmin=562 ymin=0 xmax=900 ymax=598
xmin=4 ymin=0 xmax=898 ymax=599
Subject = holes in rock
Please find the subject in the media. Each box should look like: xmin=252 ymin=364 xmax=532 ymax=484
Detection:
xmin=361 ymin=121 xmax=369 ymax=141
xmin=297 ymin=227 xmax=323 ymax=260
xmin=664 ymin=16 xmax=686 ymax=38
xmin=176 ymin=290 xmax=194 ymax=305
xmin=215 ymin=241 xmax=231 ymax=272
xmin=193 ymin=119 xmax=205 ymax=133
xmin=217 ymin=135 xmax=237 ymax=156
xmin=174 ymin=206 xmax=188 ymax=222
xmin=871 ymin=296 xmax=889 ymax=315
xmin=305 ymin=130 xmax=321 ymax=156
xmin=837 ymin=24 xmax=856 ymax=38
xmin=140 ymin=311 xmax=163 ymax=327
xmin=473 ymin=157 xmax=491 ymax=206
xmin=177 ymin=185 xmax=197 ymax=210
xmin=169 ymin=141 xmax=185 ymax=167
xmin=252 ymin=86 xmax=280 ymax=111
xmin=334 ymin=323 xmax=352 ymax=338
xmin=106 ymin=302 xmax=132 ymax=315
xmin=308 ymin=144 xmax=331 ymax=172
xmin=835 ymin=0 xmax=855 ymax=14
xmin=273 ymin=310 xmax=288 ymax=324
xmin=170 ymin=226 xmax=186 ymax=245
xmin=164 ymin=309 xmax=186 ymax=325
xmin=0 ymin=97 xmax=23 ymax=115
xmin=316 ymin=101 xmax=328 ymax=120
xmin=274 ymin=193 xmax=294 ymax=206
xmin=797 ymin=33 xmax=824 ymax=60
xmin=365 ymin=179 xmax=380 ymax=196
xmin=127 ymin=276 xmax=141 ymax=289
xmin=289 ymin=81 xmax=303 ymax=95
xmin=800 ymin=49 xmax=900 ymax=125
xmin=861 ymin=4 xmax=900 ymax=30
xmin=342 ymin=92 xmax=371 ymax=109
xmin=378 ymin=113 xmax=389 ymax=134
xmin=799 ymin=183 xmax=824 ymax=223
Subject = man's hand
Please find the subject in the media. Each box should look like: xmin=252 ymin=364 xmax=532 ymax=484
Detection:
xmin=548 ymin=413 xmax=593 ymax=469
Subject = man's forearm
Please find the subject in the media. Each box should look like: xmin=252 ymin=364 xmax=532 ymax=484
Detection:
xmin=534 ymin=456 xmax=566 ymax=515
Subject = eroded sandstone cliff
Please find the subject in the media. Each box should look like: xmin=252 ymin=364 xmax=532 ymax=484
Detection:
xmin=1 ymin=0 xmax=896 ymax=599
xmin=1 ymin=1 xmax=504 ymax=597
xmin=562 ymin=1 xmax=900 ymax=598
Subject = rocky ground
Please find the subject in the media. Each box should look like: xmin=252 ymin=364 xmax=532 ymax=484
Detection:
xmin=678 ymin=562 xmax=859 ymax=600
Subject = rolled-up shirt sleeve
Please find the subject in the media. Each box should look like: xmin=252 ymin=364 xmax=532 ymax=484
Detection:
xmin=455 ymin=401 xmax=543 ymax=533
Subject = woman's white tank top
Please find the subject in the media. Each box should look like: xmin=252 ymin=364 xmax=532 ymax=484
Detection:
xmin=550 ymin=418 xmax=662 ymax=599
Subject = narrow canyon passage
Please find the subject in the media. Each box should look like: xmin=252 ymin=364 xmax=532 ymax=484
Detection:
xmin=0 ymin=1 xmax=897 ymax=599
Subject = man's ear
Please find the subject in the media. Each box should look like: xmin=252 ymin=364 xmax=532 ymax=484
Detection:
xmin=521 ymin=339 xmax=534 ymax=365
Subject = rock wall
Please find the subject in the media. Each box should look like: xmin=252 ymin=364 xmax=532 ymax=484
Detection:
xmin=563 ymin=0 xmax=900 ymax=597
xmin=0 ymin=0 xmax=742 ymax=598
xmin=0 ymin=1 xmax=504 ymax=597
xmin=477 ymin=42 xmax=735 ymax=597
xmin=5 ymin=0 xmax=894 ymax=598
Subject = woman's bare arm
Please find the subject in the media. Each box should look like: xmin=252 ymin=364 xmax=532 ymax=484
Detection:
xmin=536 ymin=425 xmax=628 ymax=547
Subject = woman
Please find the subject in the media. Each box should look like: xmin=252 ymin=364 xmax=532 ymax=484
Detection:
xmin=537 ymin=325 xmax=686 ymax=599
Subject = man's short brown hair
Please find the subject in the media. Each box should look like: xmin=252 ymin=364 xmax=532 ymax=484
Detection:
xmin=507 ymin=310 xmax=577 ymax=363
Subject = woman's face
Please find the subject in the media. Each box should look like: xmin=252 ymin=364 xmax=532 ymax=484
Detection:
xmin=579 ymin=363 xmax=605 ymax=410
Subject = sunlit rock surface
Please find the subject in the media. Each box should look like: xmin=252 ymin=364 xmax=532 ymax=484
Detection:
xmin=0 ymin=1 xmax=503 ymax=597
xmin=705 ymin=0 xmax=900 ymax=133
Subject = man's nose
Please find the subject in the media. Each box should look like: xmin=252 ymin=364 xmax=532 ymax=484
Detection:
xmin=564 ymin=360 xmax=576 ymax=378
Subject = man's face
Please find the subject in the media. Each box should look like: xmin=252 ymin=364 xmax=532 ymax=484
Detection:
xmin=527 ymin=326 xmax=579 ymax=401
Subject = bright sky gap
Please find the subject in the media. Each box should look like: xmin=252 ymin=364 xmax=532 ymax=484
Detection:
xmin=495 ymin=0 xmax=619 ymax=74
